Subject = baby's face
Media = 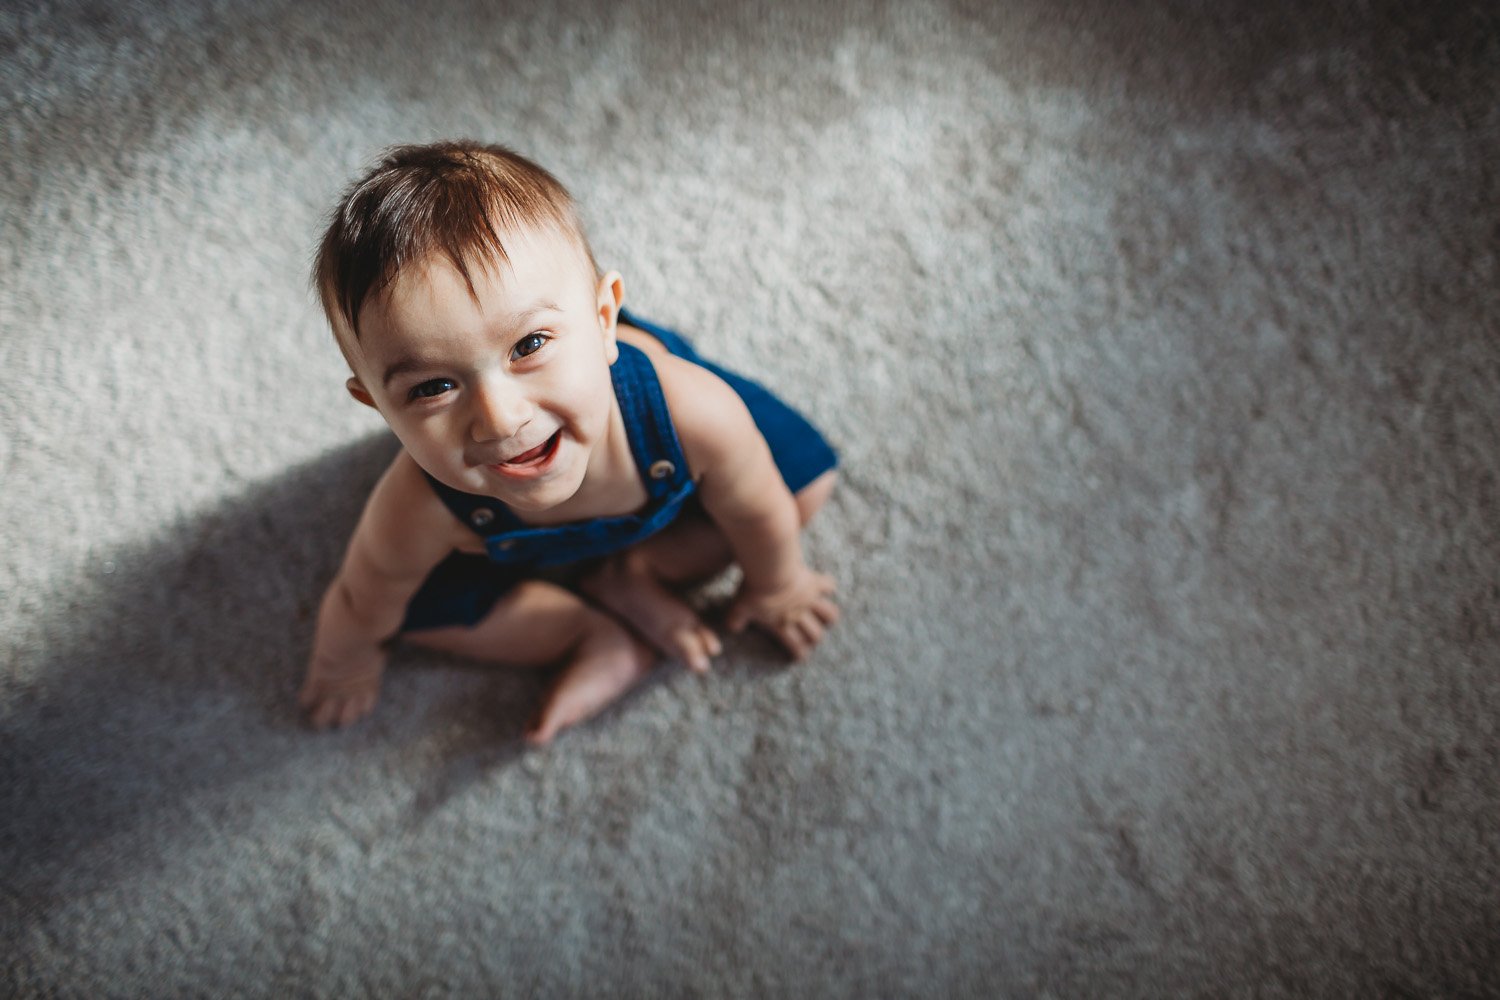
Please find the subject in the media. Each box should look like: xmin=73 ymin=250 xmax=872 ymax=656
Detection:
xmin=346 ymin=226 xmax=619 ymax=512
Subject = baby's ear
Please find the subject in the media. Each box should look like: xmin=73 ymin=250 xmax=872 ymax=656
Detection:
xmin=346 ymin=377 xmax=377 ymax=408
xmin=596 ymin=270 xmax=625 ymax=363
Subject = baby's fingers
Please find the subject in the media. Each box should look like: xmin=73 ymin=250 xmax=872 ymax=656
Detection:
xmin=811 ymin=595 xmax=840 ymax=627
xmin=792 ymin=612 xmax=825 ymax=652
xmin=778 ymin=628 xmax=811 ymax=661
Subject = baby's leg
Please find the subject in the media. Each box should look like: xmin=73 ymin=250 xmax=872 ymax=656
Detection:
xmin=582 ymin=471 xmax=838 ymax=668
xmin=404 ymin=580 xmax=656 ymax=745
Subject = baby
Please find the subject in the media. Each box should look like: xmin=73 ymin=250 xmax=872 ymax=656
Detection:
xmin=299 ymin=141 xmax=840 ymax=744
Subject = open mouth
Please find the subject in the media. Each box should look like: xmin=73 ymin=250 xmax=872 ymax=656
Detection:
xmin=489 ymin=430 xmax=561 ymax=476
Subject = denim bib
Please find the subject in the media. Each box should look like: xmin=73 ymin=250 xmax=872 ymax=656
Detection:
xmin=421 ymin=340 xmax=696 ymax=569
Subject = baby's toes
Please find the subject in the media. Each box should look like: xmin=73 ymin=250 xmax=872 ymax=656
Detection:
xmin=668 ymin=623 xmax=719 ymax=673
xmin=317 ymin=698 xmax=344 ymax=729
xmin=528 ymin=638 xmax=655 ymax=745
xmin=337 ymin=691 xmax=378 ymax=728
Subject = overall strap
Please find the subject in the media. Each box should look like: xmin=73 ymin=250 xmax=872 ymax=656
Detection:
xmin=611 ymin=340 xmax=692 ymax=503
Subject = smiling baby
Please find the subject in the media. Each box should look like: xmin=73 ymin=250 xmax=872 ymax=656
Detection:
xmin=299 ymin=141 xmax=840 ymax=743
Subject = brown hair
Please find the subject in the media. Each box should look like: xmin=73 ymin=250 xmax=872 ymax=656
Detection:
xmin=313 ymin=140 xmax=599 ymax=340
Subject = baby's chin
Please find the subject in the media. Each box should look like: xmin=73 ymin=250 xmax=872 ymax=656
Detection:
xmin=489 ymin=466 xmax=588 ymax=509
xmin=444 ymin=464 xmax=586 ymax=513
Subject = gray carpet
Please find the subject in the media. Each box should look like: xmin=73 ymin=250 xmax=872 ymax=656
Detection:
xmin=4 ymin=0 xmax=1499 ymax=995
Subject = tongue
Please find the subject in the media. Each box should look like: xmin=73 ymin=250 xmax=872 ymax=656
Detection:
xmin=507 ymin=435 xmax=552 ymax=464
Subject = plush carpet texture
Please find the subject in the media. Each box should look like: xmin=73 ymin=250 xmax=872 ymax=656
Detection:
xmin=4 ymin=0 xmax=1498 ymax=995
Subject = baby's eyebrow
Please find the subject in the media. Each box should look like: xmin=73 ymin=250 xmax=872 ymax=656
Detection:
xmin=506 ymin=301 xmax=564 ymax=328
xmin=381 ymin=355 xmax=438 ymax=388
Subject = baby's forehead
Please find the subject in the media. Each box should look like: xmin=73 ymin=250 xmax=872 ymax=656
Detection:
xmin=353 ymin=229 xmax=594 ymax=345
xmin=392 ymin=225 xmax=592 ymax=304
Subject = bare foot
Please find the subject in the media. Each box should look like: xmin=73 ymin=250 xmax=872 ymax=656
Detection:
xmin=580 ymin=554 xmax=723 ymax=673
xmin=526 ymin=628 xmax=656 ymax=745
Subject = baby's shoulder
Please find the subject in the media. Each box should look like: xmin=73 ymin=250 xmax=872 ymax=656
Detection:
xmin=362 ymin=449 xmax=473 ymax=549
xmin=371 ymin=448 xmax=432 ymax=505
xmin=648 ymin=350 xmax=757 ymax=470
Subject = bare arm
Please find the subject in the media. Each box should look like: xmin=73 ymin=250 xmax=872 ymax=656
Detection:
xmin=658 ymin=355 xmax=838 ymax=658
xmin=299 ymin=451 xmax=463 ymax=728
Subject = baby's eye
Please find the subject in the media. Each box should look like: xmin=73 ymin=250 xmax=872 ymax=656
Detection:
xmin=408 ymin=378 xmax=456 ymax=401
xmin=512 ymin=333 xmax=548 ymax=361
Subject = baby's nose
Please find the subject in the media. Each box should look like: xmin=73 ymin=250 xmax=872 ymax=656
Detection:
xmin=470 ymin=379 xmax=530 ymax=442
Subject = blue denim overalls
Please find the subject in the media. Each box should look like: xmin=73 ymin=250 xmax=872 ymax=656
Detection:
xmin=401 ymin=310 xmax=837 ymax=632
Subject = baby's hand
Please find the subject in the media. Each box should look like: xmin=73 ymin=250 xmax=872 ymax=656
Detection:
xmin=298 ymin=650 xmax=384 ymax=730
xmin=725 ymin=567 xmax=840 ymax=661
